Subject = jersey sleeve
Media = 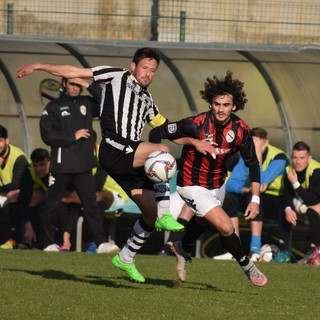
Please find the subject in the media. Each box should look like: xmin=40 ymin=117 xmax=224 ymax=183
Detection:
xmin=238 ymin=129 xmax=260 ymax=183
xmin=225 ymin=158 xmax=250 ymax=194
xmin=150 ymin=118 xmax=198 ymax=142
xmin=92 ymin=66 xmax=126 ymax=82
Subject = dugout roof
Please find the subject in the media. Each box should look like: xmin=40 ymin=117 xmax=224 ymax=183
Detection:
xmin=0 ymin=35 xmax=319 ymax=159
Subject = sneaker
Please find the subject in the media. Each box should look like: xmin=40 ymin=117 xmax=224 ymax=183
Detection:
xmin=213 ymin=252 xmax=234 ymax=260
xmin=158 ymin=249 xmax=168 ymax=256
xmin=158 ymin=243 xmax=173 ymax=256
xmin=243 ymin=262 xmax=268 ymax=286
xmin=111 ymin=254 xmax=145 ymax=282
xmin=86 ymin=242 xmax=97 ymax=253
xmin=0 ymin=239 xmax=16 ymax=249
xmin=249 ymin=252 xmax=261 ymax=262
xmin=271 ymin=251 xmax=291 ymax=263
xmin=59 ymin=246 xmax=70 ymax=252
xmin=97 ymin=242 xmax=119 ymax=254
xmin=171 ymin=241 xmax=192 ymax=281
xmin=43 ymin=244 xmax=60 ymax=251
xmin=155 ymin=212 xmax=184 ymax=232
xmin=298 ymin=246 xmax=320 ymax=264
xmin=297 ymin=250 xmax=313 ymax=264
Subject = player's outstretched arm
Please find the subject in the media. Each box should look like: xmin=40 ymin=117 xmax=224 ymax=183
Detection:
xmin=16 ymin=63 xmax=93 ymax=79
xmin=173 ymin=137 xmax=217 ymax=157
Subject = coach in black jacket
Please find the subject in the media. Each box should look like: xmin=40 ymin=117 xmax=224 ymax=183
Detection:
xmin=39 ymin=77 xmax=118 ymax=253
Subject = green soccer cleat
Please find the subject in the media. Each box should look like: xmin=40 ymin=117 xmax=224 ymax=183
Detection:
xmin=111 ymin=255 xmax=145 ymax=283
xmin=155 ymin=212 xmax=185 ymax=232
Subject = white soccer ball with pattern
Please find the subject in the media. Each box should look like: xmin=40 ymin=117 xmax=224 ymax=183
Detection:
xmin=144 ymin=151 xmax=177 ymax=183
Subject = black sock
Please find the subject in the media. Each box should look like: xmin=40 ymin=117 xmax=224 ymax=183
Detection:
xmin=8 ymin=202 xmax=21 ymax=241
xmin=220 ymin=232 xmax=249 ymax=267
xmin=181 ymin=216 xmax=207 ymax=253
xmin=306 ymin=208 xmax=320 ymax=247
xmin=167 ymin=218 xmax=188 ymax=243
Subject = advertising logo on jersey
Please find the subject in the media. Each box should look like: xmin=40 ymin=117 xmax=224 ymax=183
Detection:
xmin=60 ymin=106 xmax=70 ymax=117
xmin=202 ymin=132 xmax=215 ymax=144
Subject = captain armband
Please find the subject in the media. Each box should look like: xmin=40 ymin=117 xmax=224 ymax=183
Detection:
xmin=149 ymin=113 xmax=167 ymax=128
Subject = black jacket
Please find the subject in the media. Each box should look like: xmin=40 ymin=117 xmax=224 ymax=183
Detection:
xmin=40 ymin=83 xmax=101 ymax=173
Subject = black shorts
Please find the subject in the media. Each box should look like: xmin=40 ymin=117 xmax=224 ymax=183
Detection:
xmin=99 ymin=132 xmax=154 ymax=193
xmin=223 ymin=192 xmax=282 ymax=222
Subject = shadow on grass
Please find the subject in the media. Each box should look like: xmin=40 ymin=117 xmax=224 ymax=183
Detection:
xmin=145 ymin=277 xmax=222 ymax=291
xmin=3 ymin=267 xmax=234 ymax=292
xmin=4 ymin=268 xmax=142 ymax=289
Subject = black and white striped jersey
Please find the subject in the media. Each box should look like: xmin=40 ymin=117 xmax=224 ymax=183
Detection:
xmin=92 ymin=66 xmax=164 ymax=141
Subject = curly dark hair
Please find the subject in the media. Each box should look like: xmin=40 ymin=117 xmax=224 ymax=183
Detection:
xmin=199 ymin=71 xmax=247 ymax=111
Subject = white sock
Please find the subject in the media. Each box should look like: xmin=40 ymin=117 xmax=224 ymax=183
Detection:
xmin=153 ymin=182 xmax=170 ymax=218
xmin=119 ymin=218 xmax=152 ymax=263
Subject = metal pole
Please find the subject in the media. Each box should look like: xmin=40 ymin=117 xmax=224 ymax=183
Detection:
xmin=7 ymin=3 xmax=13 ymax=35
xmin=150 ymin=0 xmax=159 ymax=41
xmin=180 ymin=11 xmax=186 ymax=42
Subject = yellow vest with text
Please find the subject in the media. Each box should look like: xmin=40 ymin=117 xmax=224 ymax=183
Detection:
xmin=262 ymin=144 xmax=288 ymax=196
xmin=0 ymin=144 xmax=30 ymax=186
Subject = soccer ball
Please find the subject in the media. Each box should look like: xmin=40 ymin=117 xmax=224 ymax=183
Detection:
xmin=259 ymin=244 xmax=280 ymax=262
xmin=144 ymin=151 xmax=177 ymax=183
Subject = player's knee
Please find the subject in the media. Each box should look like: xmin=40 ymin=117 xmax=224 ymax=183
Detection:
xmin=157 ymin=143 xmax=170 ymax=153
xmin=309 ymin=203 xmax=320 ymax=215
xmin=219 ymin=221 xmax=234 ymax=237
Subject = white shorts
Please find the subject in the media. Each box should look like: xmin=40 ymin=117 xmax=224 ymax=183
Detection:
xmin=177 ymin=184 xmax=226 ymax=217
xmin=169 ymin=191 xmax=186 ymax=220
xmin=109 ymin=191 xmax=126 ymax=209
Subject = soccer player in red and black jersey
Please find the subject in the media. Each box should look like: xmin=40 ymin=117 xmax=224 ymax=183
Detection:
xmin=150 ymin=71 xmax=268 ymax=286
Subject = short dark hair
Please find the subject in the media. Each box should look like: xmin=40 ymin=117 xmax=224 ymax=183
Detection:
xmin=251 ymin=127 xmax=268 ymax=139
xmin=30 ymin=148 xmax=51 ymax=162
xmin=61 ymin=77 xmax=83 ymax=94
xmin=132 ymin=47 xmax=161 ymax=66
xmin=199 ymin=71 xmax=247 ymax=112
xmin=292 ymin=141 xmax=310 ymax=153
xmin=0 ymin=125 xmax=8 ymax=139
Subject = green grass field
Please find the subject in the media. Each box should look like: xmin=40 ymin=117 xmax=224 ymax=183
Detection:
xmin=0 ymin=250 xmax=319 ymax=320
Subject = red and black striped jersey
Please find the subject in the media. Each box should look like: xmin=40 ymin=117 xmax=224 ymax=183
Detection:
xmin=157 ymin=111 xmax=260 ymax=189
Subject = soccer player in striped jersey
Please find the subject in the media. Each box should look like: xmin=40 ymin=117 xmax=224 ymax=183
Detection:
xmin=17 ymin=47 xmax=184 ymax=282
xmin=150 ymin=71 xmax=268 ymax=286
